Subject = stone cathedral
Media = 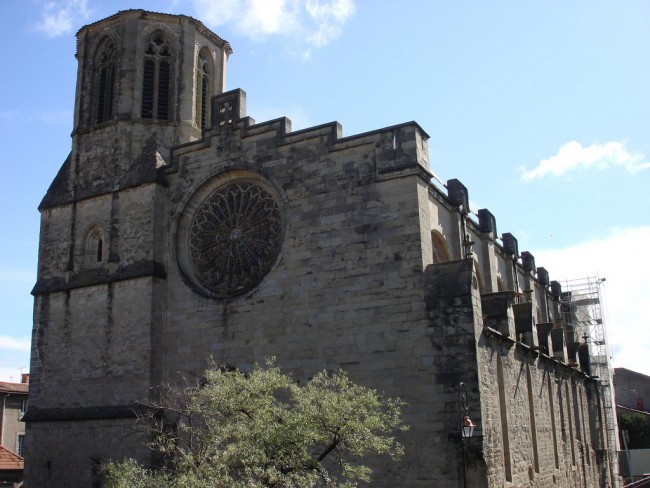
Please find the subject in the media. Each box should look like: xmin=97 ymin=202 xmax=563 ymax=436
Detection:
xmin=26 ymin=10 xmax=619 ymax=488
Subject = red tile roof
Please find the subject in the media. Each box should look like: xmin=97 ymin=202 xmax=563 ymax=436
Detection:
xmin=0 ymin=445 xmax=23 ymax=471
xmin=0 ymin=381 xmax=28 ymax=395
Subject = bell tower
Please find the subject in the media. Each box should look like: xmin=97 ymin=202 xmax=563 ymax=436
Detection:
xmin=71 ymin=9 xmax=231 ymax=176
xmin=26 ymin=11 xmax=231 ymax=487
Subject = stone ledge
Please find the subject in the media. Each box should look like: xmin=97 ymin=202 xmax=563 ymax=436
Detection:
xmin=23 ymin=403 xmax=162 ymax=422
xmin=31 ymin=260 xmax=166 ymax=295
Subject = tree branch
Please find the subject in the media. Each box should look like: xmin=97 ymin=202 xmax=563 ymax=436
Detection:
xmin=317 ymin=436 xmax=340 ymax=462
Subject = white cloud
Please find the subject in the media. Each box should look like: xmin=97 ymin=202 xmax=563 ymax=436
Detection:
xmin=533 ymin=226 xmax=650 ymax=376
xmin=304 ymin=0 xmax=354 ymax=47
xmin=34 ymin=0 xmax=91 ymax=38
xmin=192 ymin=0 xmax=354 ymax=51
xmin=0 ymin=336 xmax=31 ymax=351
xmin=520 ymin=141 xmax=650 ymax=181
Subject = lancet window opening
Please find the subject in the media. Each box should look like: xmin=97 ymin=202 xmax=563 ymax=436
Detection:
xmin=141 ymin=32 xmax=173 ymax=120
xmin=94 ymin=38 xmax=117 ymax=124
xmin=195 ymin=47 xmax=212 ymax=130
xmin=85 ymin=227 xmax=105 ymax=266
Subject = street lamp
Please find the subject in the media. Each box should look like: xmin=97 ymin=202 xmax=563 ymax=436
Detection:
xmin=462 ymin=414 xmax=475 ymax=438
xmin=459 ymin=382 xmax=475 ymax=438
xmin=458 ymin=382 xmax=475 ymax=488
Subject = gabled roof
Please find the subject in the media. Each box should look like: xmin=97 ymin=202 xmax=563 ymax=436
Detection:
xmin=615 ymin=367 xmax=650 ymax=381
xmin=617 ymin=405 xmax=650 ymax=417
xmin=0 ymin=445 xmax=23 ymax=471
xmin=0 ymin=381 xmax=28 ymax=395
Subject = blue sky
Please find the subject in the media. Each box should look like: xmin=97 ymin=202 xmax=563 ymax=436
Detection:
xmin=1 ymin=0 xmax=649 ymax=381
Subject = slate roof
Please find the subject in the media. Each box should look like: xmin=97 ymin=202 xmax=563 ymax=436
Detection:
xmin=0 ymin=445 xmax=23 ymax=471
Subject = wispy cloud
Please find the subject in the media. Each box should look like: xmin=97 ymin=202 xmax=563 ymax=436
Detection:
xmin=0 ymin=110 xmax=72 ymax=127
xmin=520 ymin=141 xmax=650 ymax=181
xmin=0 ymin=336 xmax=31 ymax=351
xmin=0 ymin=111 xmax=21 ymax=123
xmin=304 ymin=0 xmax=354 ymax=47
xmin=533 ymin=226 xmax=650 ymax=376
xmin=0 ymin=366 xmax=29 ymax=383
xmin=33 ymin=0 xmax=91 ymax=38
xmin=0 ymin=269 xmax=36 ymax=284
xmin=192 ymin=0 xmax=355 ymax=55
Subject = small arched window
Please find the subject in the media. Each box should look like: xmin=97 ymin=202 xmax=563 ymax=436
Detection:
xmin=195 ymin=48 xmax=212 ymax=129
xmin=141 ymin=32 xmax=172 ymax=120
xmin=473 ymin=258 xmax=485 ymax=295
xmin=430 ymin=230 xmax=451 ymax=264
xmin=496 ymin=276 xmax=506 ymax=292
xmin=85 ymin=227 xmax=105 ymax=266
xmin=94 ymin=38 xmax=117 ymax=124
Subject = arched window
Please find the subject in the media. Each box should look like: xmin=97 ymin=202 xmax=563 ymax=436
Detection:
xmin=94 ymin=38 xmax=117 ymax=124
xmin=85 ymin=227 xmax=105 ymax=266
xmin=496 ymin=276 xmax=505 ymax=292
xmin=473 ymin=258 xmax=485 ymax=295
xmin=430 ymin=230 xmax=451 ymax=264
xmin=195 ymin=48 xmax=212 ymax=129
xmin=141 ymin=32 xmax=172 ymax=120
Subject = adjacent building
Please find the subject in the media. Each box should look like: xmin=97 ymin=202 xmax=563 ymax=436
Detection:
xmin=0 ymin=376 xmax=28 ymax=458
xmin=0 ymin=376 xmax=27 ymax=487
xmin=26 ymin=10 xmax=620 ymax=487
xmin=615 ymin=368 xmax=650 ymax=413
xmin=0 ymin=445 xmax=25 ymax=488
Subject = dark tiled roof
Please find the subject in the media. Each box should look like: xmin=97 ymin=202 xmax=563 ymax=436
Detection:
xmin=0 ymin=381 xmax=28 ymax=395
xmin=0 ymin=445 xmax=23 ymax=471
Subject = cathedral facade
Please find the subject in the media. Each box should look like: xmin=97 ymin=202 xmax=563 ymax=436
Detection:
xmin=26 ymin=10 xmax=619 ymax=487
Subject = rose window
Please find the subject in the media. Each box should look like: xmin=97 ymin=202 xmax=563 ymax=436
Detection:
xmin=188 ymin=181 xmax=282 ymax=296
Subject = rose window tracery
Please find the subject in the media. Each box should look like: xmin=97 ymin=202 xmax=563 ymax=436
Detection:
xmin=188 ymin=180 xmax=282 ymax=296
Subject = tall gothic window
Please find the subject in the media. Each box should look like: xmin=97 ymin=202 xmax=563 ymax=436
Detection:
xmin=141 ymin=32 xmax=172 ymax=120
xmin=94 ymin=38 xmax=116 ymax=124
xmin=195 ymin=48 xmax=212 ymax=129
xmin=85 ymin=227 xmax=105 ymax=266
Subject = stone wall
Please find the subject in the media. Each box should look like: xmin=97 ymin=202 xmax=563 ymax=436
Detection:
xmin=25 ymin=419 xmax=149 ymax=488
xmin=27 ymin=10 xmax=619 ymax=488
xmin=161 ymin=109 xmax=439 ymax=485
xmin=615 ymin=368 xmax=650 ymax=412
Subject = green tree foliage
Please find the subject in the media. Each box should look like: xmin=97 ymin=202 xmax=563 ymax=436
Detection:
xmin=619 ymin=412 xmax=650 ymax=449
xmin=105 ymin=360 xmax=407 ymax=487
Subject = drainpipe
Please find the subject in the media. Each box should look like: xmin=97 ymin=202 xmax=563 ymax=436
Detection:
xmin=622 ymin=430 xmax=635 ymax=483
xmin=1 ymin=393 xmax=8 ymax=448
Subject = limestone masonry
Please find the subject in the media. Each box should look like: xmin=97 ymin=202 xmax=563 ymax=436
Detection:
xmin=26 ymin=9 xmax=620 ymax=487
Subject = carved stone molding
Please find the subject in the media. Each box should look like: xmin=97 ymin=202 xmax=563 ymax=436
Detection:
xmin=177 ymin=170 xmax=284 ymax=298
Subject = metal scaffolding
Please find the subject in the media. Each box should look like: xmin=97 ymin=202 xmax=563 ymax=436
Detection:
xmin=560 ymin=275 xmax=620 ymax=473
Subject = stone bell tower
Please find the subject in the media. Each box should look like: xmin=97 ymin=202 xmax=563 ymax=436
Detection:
xmin=25 ymin=11 xmax=231 ymax=487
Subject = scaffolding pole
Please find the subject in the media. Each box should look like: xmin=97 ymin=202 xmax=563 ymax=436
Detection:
xmin=560 ymin=275 xmax=620 ymax=480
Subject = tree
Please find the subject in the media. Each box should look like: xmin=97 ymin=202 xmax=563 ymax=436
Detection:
xmin=105 ymin=360 xmax=407 ymax=487
xmin=619 ymin=412 xmax=650 ymax=449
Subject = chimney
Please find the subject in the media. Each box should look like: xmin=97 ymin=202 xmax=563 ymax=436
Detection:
xmin=21 ymin=373 xmax=29 ymax=384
